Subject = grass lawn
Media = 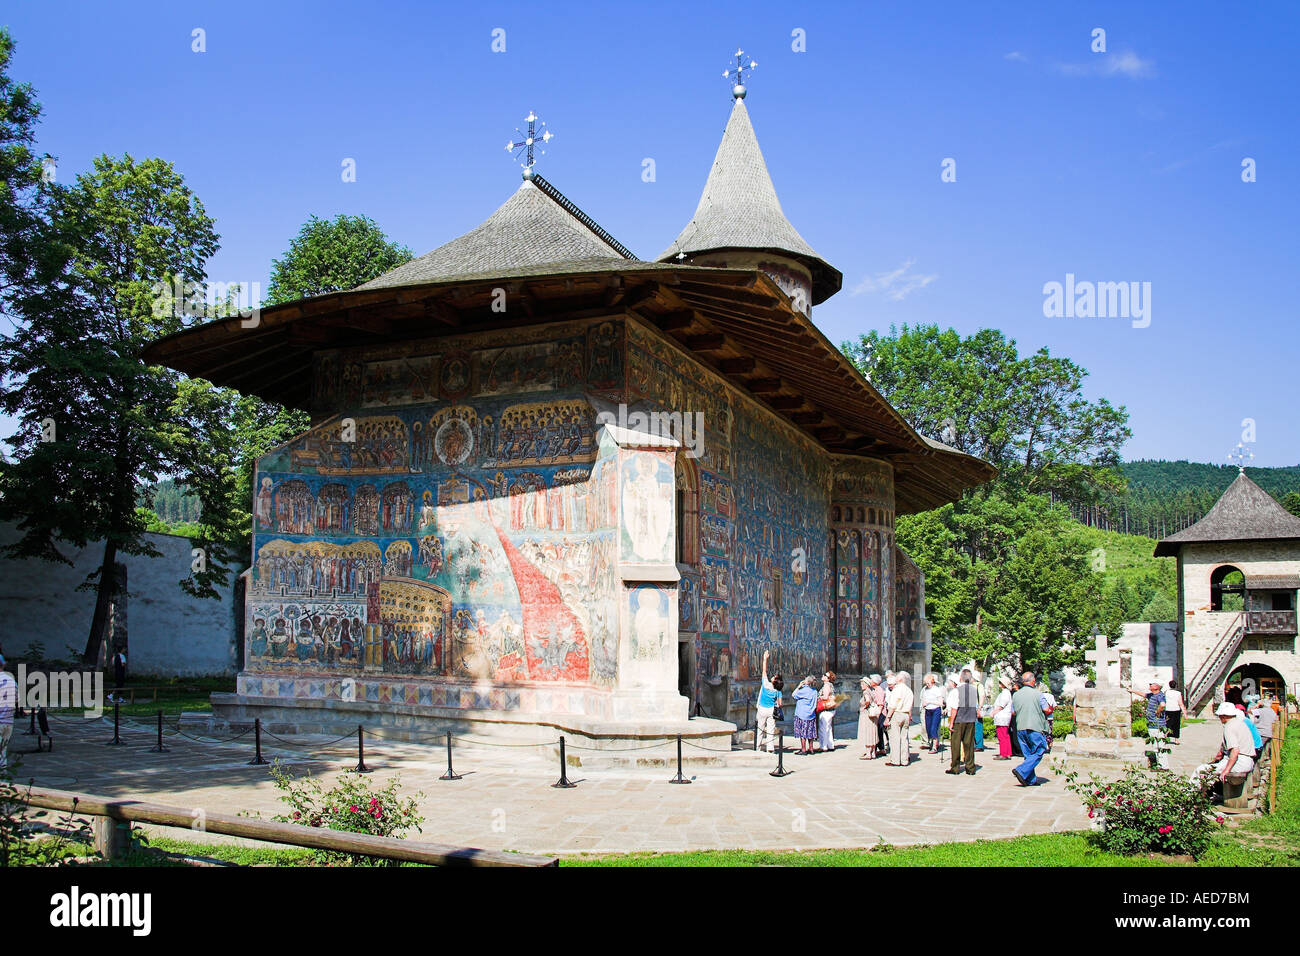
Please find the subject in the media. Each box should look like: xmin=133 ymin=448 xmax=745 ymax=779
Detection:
xmin=45 ymin=675 xmax=234 ymax=718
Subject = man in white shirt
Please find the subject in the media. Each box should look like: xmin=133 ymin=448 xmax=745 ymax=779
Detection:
xmin=885 ymin=672 xmax=914 ymax=767
xmin=1191 ymin=702 xmax=1257 ymax=786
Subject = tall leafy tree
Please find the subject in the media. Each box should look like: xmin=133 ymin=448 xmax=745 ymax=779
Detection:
xmin=0 ymin=27 xmax=51 ymax=316
xmin=844 ymin=324 xmax=1131 ymax=501
xmin=850 ymin=325 xmax=1130 ymax=674
xmin=266 ymin=213 xmax=411 ymax=305
xmin=0 ymin=154 xmax=218 ymax=662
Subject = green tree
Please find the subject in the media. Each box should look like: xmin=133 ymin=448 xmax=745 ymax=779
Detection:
xmin=0 ymin=27 xmax=49 ymax=312
xmin=843 ymin=324 xmax=1131 ymax=502
xmin=1283 ymin=491 xmax=1300 ymax=518
xmin=0 ymin=154 xmax=218 ymax=662
xmin=266 ymin=214 xmax=411 ymax=305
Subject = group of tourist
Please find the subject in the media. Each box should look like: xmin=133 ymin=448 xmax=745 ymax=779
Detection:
xmin=755 ymin=659 xmax=1059 ymax=782
xmin=753 ymin=659 xmax=916 ymax=764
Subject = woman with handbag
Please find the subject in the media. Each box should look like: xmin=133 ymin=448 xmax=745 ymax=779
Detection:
xmin=792 ymin=676 xmax=819 ymax=755
xmin=858 ymin=676 xmax=880 ymax=759
xmin=816 ymin=671 xmax=837 ymax=753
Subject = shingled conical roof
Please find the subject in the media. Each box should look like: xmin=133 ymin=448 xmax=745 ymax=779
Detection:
xmin=657 ymin=97 xmax=841 ymax=304
xmin=1154 ymin=471 xmax=1300 ymax=556
xmin=360 ymin=179 xmax=633 ymax=290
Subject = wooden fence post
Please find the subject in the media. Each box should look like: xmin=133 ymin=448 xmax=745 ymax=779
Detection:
xmin=93 ymin=816 xmax=132 ymax=860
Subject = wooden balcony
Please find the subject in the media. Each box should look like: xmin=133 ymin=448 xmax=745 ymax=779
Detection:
xmin=1245 ymin=610 xmax=1297 ymax=636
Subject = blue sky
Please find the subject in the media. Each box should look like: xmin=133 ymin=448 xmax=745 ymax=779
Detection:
xmin=5 ymin=0 xmax=1298 ymax=466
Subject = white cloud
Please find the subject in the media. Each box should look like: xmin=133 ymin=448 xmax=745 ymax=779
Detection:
xmin=1004 ymin=51 xmax=1028 ymax=62
xmin=1056 ymin=50 xmax=1155 ymax=78
xmin=851 ymin=259 xmax=939 ymax=301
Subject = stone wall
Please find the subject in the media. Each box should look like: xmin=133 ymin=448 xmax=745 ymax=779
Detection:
xmin=0 ymin=522 xmax=239 ymax=676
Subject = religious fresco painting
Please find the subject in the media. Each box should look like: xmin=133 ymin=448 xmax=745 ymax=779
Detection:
xmin=626 ymin=318 xmax=835 ymax=712
xmin=830 ymin=457 xmax=896 ymax=675
xmin=248 ymin=320 xmax=627 ymax=694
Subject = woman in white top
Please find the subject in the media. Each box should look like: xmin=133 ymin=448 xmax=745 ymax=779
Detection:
xmin=1164 ymin=679 xmax=1184 ymax=744
xmin=991 ymin=675 xmax=1014 ymax=760
xmin=920 ymin=674 xmax=945 ymax=753
xmin=816 ymin=671 xmax=837 ymax=753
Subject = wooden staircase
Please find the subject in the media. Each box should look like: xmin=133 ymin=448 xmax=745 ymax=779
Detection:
xmin=1187 ymin=611 xmax=1246 ymax=715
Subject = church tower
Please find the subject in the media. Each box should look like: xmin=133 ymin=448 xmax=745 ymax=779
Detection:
xmin=658 ymin=53 xmax=841 ymax=316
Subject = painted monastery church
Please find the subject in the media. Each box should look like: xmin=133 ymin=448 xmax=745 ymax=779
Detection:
xmin=147 ymin=81 xmax=994 ymax=743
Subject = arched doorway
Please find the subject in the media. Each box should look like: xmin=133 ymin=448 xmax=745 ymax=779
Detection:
xmin=1226 ymin=662 xmax=1285 ymax=703
xmin=1210 ymin=565 xmax=1245 ymax=611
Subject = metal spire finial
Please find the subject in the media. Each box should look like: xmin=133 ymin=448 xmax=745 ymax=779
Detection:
xmin=723 ymin=48 xmax=757 ymax=99
xmin=505 ymin=111 xmax=553 ymax=181
xmin=1228 ymin=442 xmax=1254 ymax=473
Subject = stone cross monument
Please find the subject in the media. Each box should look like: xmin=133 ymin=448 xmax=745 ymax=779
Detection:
xmin=1064 ymin=630 xmax=1145 ymax=762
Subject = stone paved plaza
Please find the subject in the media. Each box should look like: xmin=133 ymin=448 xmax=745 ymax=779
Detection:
xmin=11 ymin=713 xmax=1221 ymax=857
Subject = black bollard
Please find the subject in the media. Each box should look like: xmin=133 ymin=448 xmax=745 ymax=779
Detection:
xmin=439 ymin=731 xmax=462 ymax=781
xmin=770 ymin=729 xmax=791 ymax=777
xmin=248 ymin=717 xmax=268 ymax=766
xmin=353 ymin=724 xmax=371 ymax=774
xmin=149 ymin=709 xmax=168 ymax=753
xmin=669 ymin=734 xmax=691 ymax=784
xmin=106 ymin=699 xmax=123 ymax=746
xmin=551 ymin=735 xmax=576 ymax=789
xmin=23 ymin=707 xmax=36 ymax=735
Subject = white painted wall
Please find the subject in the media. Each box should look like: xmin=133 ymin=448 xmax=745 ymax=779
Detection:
xmin=0 ymin=522 xmax=238 ymax=676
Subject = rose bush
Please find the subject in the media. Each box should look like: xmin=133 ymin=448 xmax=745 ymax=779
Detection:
xmin=1064 ymin=763 xmax=1223 ymax=858
xmin=270 ymin=762 xmax=424 ymax=866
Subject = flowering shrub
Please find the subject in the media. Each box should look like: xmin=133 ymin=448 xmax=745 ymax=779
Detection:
xmin=1063 ymin=763 xmax=1224 ymax=858
xmin=270 ymin=762 xmax=424 ymax=866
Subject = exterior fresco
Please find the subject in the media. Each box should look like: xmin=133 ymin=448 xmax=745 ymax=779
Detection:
xmin=626 ymin=318 xmax=834 ymax=717
xmin=238 ymin=312 xmax=931 ymax=729
xmin=830 ymin=457 xmax=896 ymax=675
xmin=248 ymin=319 xmax=624 ymax=699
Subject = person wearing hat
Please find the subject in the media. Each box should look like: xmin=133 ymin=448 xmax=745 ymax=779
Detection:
xmin=991 ymin=675 xmax=1015 ymax=759
xmin=1192 ymin=702 xmax=1257 ymax=785
xmin=869 ymin=674 xmax=889 ymax=756
xmin=857 ymin=676 xmax=880 ymax=759
xmin=1123 ymin=681 xmax=1166 ymax=733
xmin=0 ymin=649 xmax=16 ymax=773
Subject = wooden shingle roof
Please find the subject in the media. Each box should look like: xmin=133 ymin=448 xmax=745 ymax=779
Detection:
xmin=657 ymin=98 xmax=841 ymax=305
xmin=1154 ymin=471 xmax=1300 ymax=556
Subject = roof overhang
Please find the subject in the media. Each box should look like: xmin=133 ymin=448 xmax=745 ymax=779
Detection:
xmin=143 ymin=262 xmax=994 ymax=513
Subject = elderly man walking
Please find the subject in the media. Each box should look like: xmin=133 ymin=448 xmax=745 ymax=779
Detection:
xmin=1011 ymin=671 xmax=1052 ymax=786
xmin=946 ymin=668 xmax=980 ymax=775
xmin=885 ymin=671 xmax=914 ymax=766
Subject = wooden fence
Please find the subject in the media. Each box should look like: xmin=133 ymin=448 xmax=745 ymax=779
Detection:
xmin=17 ymin=785 xmax=558 ymax=867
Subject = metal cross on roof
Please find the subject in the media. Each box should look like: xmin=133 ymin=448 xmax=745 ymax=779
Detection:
xmin=723 ymin=48 xmax=757 ymax=99
xmin=505 ymin=111 xmax=553 ymax=180
xmin=1227 ymin=442 xmax=1254 ymax=473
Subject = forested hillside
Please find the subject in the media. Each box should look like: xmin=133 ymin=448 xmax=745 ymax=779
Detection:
xmin=1067 ymin=461 xmax=1300 ymax=537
